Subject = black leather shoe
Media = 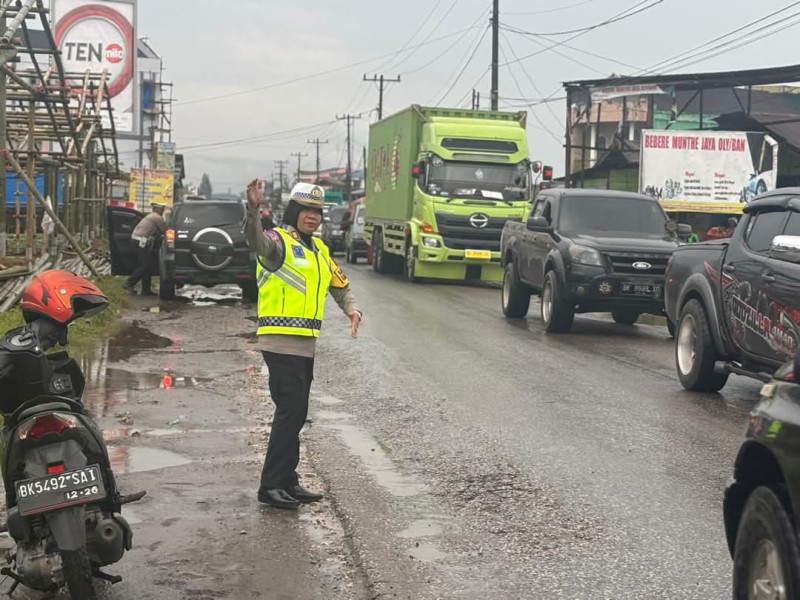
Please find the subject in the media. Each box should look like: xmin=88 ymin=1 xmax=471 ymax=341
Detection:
xmin=258 ymin=488 xmax=299 ymax=509
xmin=285 ymin=485 xmax=323 ymax=503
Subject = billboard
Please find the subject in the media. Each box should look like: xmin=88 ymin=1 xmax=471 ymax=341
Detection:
xmin=639 ymin=129 xmax=779 ymax=213
xmin=53 ymin=0 xmax=136 ymax=133
xmin=130 ymin=169 xmax=174 ymax=208
xmin=153 ymin=142 xmax=176 ymax=170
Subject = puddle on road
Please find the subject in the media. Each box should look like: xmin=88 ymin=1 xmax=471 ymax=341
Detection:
xmin=315 ymin=395 xmax=343 ymax=406
xmin=408 ymin=541 xmax=447 ymax=563
xmin=398 ymin=519 xmax=444 ymax=539
xmin=107 ymin=446 xmax=192 ymax=475
xmin=317 ymin=411 xmax=427 ymax=498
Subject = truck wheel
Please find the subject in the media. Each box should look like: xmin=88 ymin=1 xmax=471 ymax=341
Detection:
xmin=404 ymin=244 xmax=419 ymax=282
xmin=676 ymin=299 xmax=729 ymax=392
xmin=501 ymin=262 xmax=530 ymax=318
xmin=733 ymin=486 xmax=800 ymax=600
xmin=611 ymin=310 xmax=640 ymax=325
xmin=541 ymin=271 xmax=574 ymax=333
xmin=159 ymin=278 xmax=176 ymax=301
xmin=373 ymin=231 xmax=391 ymax=274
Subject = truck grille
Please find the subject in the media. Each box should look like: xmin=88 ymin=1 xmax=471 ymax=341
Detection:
xmin=604 ymin=252 xmax=672 ymax=276
xmin=435 ymin=212 xmax=513 ymax=252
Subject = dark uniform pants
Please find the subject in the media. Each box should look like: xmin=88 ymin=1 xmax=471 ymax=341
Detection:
xmin=126 ymin=246 xmax=155 ymax=293
xmin=260 ymin=351 xmax=315 ymax=491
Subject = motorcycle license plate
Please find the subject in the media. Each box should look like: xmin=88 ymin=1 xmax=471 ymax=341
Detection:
xmin=15 ymin=466 xmax=106 ymax=516
xmin=465 ymin=249 xmax=491 ymax=260
xmin=622 ymin=282 xmax=662 ymax=297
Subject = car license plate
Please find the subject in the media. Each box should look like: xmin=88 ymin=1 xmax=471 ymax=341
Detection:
xmin=15 ymin=466 xmax=106 ymax=516
xmin=465 ymin=249 xmax=491 ymax=260
xmin=622 ymin=282 xmax=662 ymax=297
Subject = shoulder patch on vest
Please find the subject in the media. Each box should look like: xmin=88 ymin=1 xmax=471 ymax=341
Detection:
xmin=266 ymin=229 xmax=280 ymax=243
xmin=329 ymin=257 xmax=349 ymax=288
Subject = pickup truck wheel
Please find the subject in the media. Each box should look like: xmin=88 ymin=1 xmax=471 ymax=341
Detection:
xmin=611 ymin=310 xmax=640 ymax=325
xmin=541 ymin=270 xmax=574 ymax=333
xmin=676 ymin=299 xmax=729 ymax=392
xmin=159 ymin=278 xmax=176 ymax=301
xmin=733 ymin=486 xmax=800 ymax=600
xmin=501 ymin=262 xmax=530 ymax=318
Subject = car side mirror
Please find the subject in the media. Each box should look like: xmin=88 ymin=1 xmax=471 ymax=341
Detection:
xmin=770 ymin=235 xmax=800 ymax=264
xmin=526 ymin=216 xmax=551 ymax=232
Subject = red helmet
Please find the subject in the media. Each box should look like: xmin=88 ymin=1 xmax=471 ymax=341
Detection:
xmin=21 ymin=270 xmax=108 ymax=324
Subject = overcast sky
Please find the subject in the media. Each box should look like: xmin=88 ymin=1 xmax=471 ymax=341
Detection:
xmin=136 ymin=0 xmax=800 ymax=193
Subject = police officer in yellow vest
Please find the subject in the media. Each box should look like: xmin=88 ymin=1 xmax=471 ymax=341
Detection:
xmin=245 ymin=179 xmax=362 ymax=509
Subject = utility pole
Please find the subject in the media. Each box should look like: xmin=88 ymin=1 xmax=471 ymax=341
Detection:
xmin=307 ymin=138 xmax=328 ymax=183
xmin=363 ymin=74 xmax=401 ymax=121
xmin=336 ymin=114 xmax=362 ymax=203
xmin=491 ymin=0 xmax=499 ymax=111
xmin=291 ymin=151 xmax=308 ymax=184
xmin=274 ymin=160 xmax=288 ymax=192
xmin=472 ymin=89 xmax=481 ymax=110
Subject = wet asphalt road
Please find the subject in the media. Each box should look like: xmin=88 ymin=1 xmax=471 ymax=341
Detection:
xmin=0 ymin=263 xmax=760 ymax=599
xmin=308 ymin=261 xmax=761 ymax=599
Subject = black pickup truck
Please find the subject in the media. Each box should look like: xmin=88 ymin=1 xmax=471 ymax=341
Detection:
xmin=500 ymin=189 xmax=684 ymax=333
xmin=665 ymin=190 xmax=800 ymax=392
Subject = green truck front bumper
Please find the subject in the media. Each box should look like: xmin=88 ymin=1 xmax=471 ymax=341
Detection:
xmin=413 ymin=245 xmax=503 ymax=282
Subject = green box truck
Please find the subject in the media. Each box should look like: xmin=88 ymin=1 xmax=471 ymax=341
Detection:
xmin=365 ymin=105 xmax=533 ymax=283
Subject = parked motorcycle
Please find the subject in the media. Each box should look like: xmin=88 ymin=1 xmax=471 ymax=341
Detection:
xmin=0 ymin=270 xmax=144 ymax=599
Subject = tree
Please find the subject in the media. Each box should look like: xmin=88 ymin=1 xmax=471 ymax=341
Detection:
xmin=199 ymin=173 xmax=213 ymax=198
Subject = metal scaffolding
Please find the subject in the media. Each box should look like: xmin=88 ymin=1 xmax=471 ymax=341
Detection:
xmin=0 ymin=0 xmax=121 ymax=273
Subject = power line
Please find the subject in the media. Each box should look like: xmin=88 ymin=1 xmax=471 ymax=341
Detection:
xmin=637 ymin=2 xmax=800 ymax=74
xmin=384 ymin=0 xmax=461 ymax=73
xmin=500 ymin=0 xmax=664 ymax=67
xmin=180 ymin=121 xmax=336 ymax=152
xmin=307 ymin=138 xmax=328 ymax=183
xmin=501 ymin=25 xmax=641 ymax=71
xmin=363 ymin=74 xmax=401 ymax=120
xmin=500 ymin=32 xmax=563 ymax=127
xmin=506 ymin=0 xmax=663 ymax=37
xmin=505 ymin=0 xmax=598 ymax=16
xmin=433 ymin=25 xmax=491 ymax=106
xmin=498 ymin=40 xmax=561 ymax=143
xmin=374 ymin=0 xmax=443 ymax=72
xmin=502 ymin=27 xmax=606 ymax=76
xmin=456 ymin=68 xmax=490 ymax=107
xmin=400 ymin=11 xmax=486 ymax=76
xmin=175 ymin=26 xmax=477 ymax=108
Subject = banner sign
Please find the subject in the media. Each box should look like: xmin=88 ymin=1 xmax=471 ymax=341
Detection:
xmin=639 ymin=129 xmax=779 ymax=213
xmin=53 ymin=0 xmax=136 ymax=133
xmin=130 ymin=169 xmax=174 ymax=208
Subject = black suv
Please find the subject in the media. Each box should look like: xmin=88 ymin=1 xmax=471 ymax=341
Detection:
xmin=725 ymin=347 xmax=800 ymax=598
xmin=108 ymin=200 xmax=257 ymax=302
xmin=500 ymin=189 xmax=686 ymax=333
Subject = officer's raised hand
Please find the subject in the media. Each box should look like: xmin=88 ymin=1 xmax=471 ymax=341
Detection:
xmin=246 ymin=179 xmax=263 ymax=210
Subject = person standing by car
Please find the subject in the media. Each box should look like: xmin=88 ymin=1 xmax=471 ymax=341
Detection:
xmin=123 ymin=203 xmax=167 ymax=296
xmin=244 ymin=179 xmax=362 ymax=510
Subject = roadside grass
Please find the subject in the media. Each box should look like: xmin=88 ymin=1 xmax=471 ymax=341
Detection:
xmin=0 ymin=276 xmax=131 ymax=354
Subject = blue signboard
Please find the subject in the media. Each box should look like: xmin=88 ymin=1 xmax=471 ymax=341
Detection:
xmin=4 ymin=173 xmax=64 ymax=210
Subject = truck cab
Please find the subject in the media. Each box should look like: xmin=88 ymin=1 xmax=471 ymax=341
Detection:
xmin=365 ymin=106 xmax=534 ymax=283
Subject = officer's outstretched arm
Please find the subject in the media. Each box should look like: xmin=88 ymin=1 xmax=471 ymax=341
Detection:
xmin=328 ymin=256 xmax=362 ymax=318
xmin=243 ymin=208 xmax=281 ymax=261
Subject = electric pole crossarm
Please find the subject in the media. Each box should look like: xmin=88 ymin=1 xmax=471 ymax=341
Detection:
xmin=363 ymin=74 xmax=401 ymax=121
xmin=336 ymin=113 xmax=363 ymax=203
xmin=307 ymin=138 xmax=328 ymax=184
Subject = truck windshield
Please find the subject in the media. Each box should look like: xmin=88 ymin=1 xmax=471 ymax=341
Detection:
xmin=558 ymin=196 xmax=667 ymax=236
xmin=426 ymin=159 xmax=528 ymax=201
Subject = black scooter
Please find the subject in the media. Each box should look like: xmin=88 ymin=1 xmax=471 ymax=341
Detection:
xmin=0 ymin=317 xmax=144 ymax=599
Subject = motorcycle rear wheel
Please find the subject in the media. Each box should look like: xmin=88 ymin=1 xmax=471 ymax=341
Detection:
xmin=61 ymin=548 xmax=97 ymax=600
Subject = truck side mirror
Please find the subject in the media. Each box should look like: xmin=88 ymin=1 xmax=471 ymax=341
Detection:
xmin=526 ymin=216 xmax=552 ymax=232
xmin=770 ymin=235 xmax=800 ymax=264
xmin=677 ymin=224 xmax=693 ymax=237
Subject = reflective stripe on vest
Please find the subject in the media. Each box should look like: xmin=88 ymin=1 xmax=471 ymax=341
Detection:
xmin=256 ymin=228 xmax=332 ymax=338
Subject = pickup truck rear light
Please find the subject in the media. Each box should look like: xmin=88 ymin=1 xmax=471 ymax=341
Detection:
xmin=165 ymin=229 xmax=176 ymax=249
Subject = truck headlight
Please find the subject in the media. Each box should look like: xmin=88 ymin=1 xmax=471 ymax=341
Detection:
xmin=568 ymin=244 xmax=603 ymax=267
xmin=422 ymin=236 xmax=441 ymax=248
